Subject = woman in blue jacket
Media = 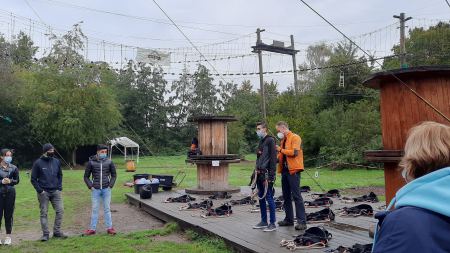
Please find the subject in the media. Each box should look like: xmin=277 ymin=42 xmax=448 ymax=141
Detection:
xmin=0 ymin=149 xmax=19 ymax=245
xmin=372 ymin=121 xmax=450 ymax=253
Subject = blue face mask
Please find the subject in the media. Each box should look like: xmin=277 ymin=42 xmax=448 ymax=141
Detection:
xmin=3 ymin=156 xmax=12 ymax=164
xmin=256 ymin=130 xmax=265 ymax=139
xmin=99 ymin=153 xmax=107 ymax=159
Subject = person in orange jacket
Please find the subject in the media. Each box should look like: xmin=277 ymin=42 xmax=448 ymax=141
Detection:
xmin=275 ymin=121 xmax=307 ymax=230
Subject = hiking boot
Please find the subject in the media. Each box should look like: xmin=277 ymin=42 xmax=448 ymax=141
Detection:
xmin=53 ymin=232 xmax=68 ymax=239
xmin=278 ymin=220 xmax=294 ymax=226
xmin=40 ymin=234 xmax=49 ymax=242
xmin=107 ymin=228 xmax=117 ymax=235
xmin=252 ymin=221 xmax=268 ymax=229
xmin=295 ymin=223 xmax=307 ymax=230
xmin=263 ymin=223 xmax=277 ymax=232
xmin=4 ymin=236 xmax=11 ymax=245
xmin=83 ymin=229 xmax=96 ymax=236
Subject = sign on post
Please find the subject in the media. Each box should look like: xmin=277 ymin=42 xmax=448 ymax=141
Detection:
xmin=136 ymin=48 xmax=171 ymax=66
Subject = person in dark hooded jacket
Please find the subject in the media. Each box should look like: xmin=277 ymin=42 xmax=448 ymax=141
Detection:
xmin=252 ymin=122 xmax=277 ymax=232
xmin=31 ymin=143 xmax=66 ymax=241
xmin=372 ymin=121 xmax=450 ymax=253
xmin=83 ymin=144 xmax=117 ymax=236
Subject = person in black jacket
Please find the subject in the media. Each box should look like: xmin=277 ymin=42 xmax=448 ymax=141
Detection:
xmin=83 ymin=144 xmax=117 ymax=236
xmin=252 ymin=122 xmax=277 ymax=232
xmin=0 ymin=149 xmax=19 ymax=245
xmin=31 ymin=143 xmax=66 ymax=242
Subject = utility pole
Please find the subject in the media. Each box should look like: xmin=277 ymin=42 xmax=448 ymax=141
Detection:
xmin=291 ymin=35 xmax=299 ymax=94
xmin=393 ymin=13 xmax=412 ymax=68
xmin=256 ymin=28 xmax=267 ymax=122
xmin=252 ymin=29 xmax=299 ymax=122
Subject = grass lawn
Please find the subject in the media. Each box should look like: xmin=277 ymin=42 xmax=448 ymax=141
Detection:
xmin=11 ymin=154 xmax=384 ymax=252
xmin=12 ymin=223 xmax=230 ymax=253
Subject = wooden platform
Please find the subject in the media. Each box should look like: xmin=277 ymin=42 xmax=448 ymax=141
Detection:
xmin=126 ymin=187 xmax=381 ymax=253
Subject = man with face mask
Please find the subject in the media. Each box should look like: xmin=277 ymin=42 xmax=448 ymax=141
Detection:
xmin=252 ymin=122 xmax=277 ymax=232
xmin=275 ymin=121 xmax=307 ymax=231
xmin=83 ymin=144 xmax=117 ymax=236
xmin=31 ymin=143 xmax=66 ymax=241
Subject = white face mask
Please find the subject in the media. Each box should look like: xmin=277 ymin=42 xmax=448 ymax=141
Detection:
xmin=277 ymin=132 xmax=285 ymax=139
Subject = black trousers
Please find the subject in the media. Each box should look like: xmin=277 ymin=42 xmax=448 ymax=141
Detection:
xmin=0 ymin=188 xmax=15 ymax=234
xmin=281 ymin=172 xmax=306 ymax=224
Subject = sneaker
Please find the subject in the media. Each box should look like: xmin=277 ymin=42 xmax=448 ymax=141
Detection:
xmin=107 ymin=228 xmax=117 ymax=235
xmin=40 ymin=234 xmax=49 ymax=242
xmin=263 ymin=223 xmax=277 ymax=232
xmin=252 ymin=221 xmax=268 ymax=229
xmin=53 ymin=232 xmax=68 ymax=239
xmin=4 ymin=236 xmax=11 ymax=245
xmin=277 ymin=220 xmax=294 ymax=226
xmin=83 ymin=229 xmax=96 ymax=236
xmin=295 ymin=223 xmax=307 ymax=230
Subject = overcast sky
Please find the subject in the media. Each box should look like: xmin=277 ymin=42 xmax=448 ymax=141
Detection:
xmin=0 ymin=0 xmax=449 ymax=89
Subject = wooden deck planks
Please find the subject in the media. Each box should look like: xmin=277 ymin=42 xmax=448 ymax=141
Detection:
xmin=126 ymin=187 xmax=382 ymax=253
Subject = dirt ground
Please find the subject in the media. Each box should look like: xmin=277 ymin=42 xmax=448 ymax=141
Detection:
xmin=12 ymin=203 xmax=167 ymax=243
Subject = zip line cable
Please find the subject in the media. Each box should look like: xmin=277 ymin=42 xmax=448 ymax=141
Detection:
xmin=151 ymin=0 xmax=229 ymax=84
xmin=445 ymin=0 xmax=450 ymax=9
xmin=297 ymin=0 xmax=450 ymax=123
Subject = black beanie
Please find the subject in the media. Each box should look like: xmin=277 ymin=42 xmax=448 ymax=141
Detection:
xmin=43 ymin=143 xmax=54 ymax=153
xmin=97 ymin=144 xmax=108 ymax=151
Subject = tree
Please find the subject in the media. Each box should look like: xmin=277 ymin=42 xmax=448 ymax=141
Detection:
xmin=0 ymin=34 xmax=41 ymax=166
xmin=19 ymin=25 xmax=122 ymax=165
xmin=315 ymin=42 xmax=374 ymax=109
xmin=20 ymin=68 xmax=122 ymax=165
xmin=168 ymin=67 xmax=194 ymax=129
xmin=298 ymin=43 xmax=332 ymax=92
xmin=384 ymin=22 xmax=450 ymax=69
xmin=223 ymin=80 xmax=260 ymax=154
xmin=310 ymin=99 xmax=381 ymax=164
xmin=190 ymin=64 xmax=220 ymax=116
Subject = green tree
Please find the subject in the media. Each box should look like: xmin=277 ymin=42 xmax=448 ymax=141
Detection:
xmin=223 ymin=80 xmax=260 ymax=154
xmin=20 ymin=68 xmax=122 ymax=165
xmin=384 ymin=22 xmax=450 ymax=69
xmin=19 ymin=25 xmax=122 ymax=165
xmin=190 ymin=64 xmax=220 ymax=116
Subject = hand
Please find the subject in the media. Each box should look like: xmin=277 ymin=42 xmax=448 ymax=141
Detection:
xmin=276 ymin=145 xmax=281 ymax=152
xmin=2 ymin=178 xmax=10 ymax=185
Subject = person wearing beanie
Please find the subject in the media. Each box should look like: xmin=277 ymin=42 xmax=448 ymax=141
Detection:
xmin=31 ymin=143 xmax=67 ymax=241
xmin=83 ymin=144 xmax=117 ymax=236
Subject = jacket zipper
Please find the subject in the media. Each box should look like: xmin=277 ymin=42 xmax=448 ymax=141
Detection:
xmin=100 ymin=160 xmax=103 ymax=189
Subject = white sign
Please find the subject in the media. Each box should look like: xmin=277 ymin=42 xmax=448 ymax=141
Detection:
xmin=136 ymin=48 xmax=171 ymax=66
xmin=212 ymin=160 xmax=220 ymax=167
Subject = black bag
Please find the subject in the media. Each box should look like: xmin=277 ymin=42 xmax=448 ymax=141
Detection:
xmin=139 ymin=184 xmax=153 ymax=199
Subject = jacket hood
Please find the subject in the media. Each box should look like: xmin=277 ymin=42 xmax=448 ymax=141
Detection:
xmin=389 ymin=167 xmax=450 ymax=217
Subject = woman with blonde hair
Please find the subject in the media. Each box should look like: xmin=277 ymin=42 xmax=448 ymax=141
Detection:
xmin=372 ymin=121 xmax=450 ymax=252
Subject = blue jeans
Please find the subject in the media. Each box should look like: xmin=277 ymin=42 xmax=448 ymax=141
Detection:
xmin=90 ymin=188 xmax=112 ymax=230
xmin=257 ymin=180 xmax=276 ymax=225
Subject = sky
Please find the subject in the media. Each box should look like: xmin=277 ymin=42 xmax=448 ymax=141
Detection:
xmin=0 ymin=0 xmax=449 ymax=90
